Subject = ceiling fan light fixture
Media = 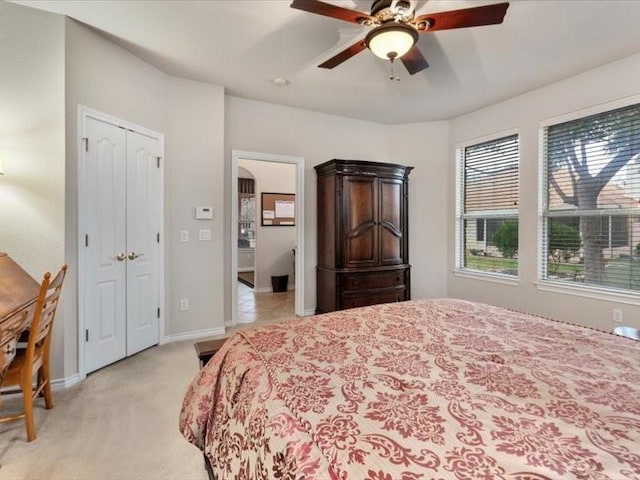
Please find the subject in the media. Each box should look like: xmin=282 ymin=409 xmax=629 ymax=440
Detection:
xmin=365 ymin=23 xmax=417 ymax=60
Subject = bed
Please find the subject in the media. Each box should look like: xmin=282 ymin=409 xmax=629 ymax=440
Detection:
xmin=179 ymin=299 xmax=640 ymax=479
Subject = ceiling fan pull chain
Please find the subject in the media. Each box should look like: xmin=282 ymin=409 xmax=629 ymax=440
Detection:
xmin=389 ymin=58 xmax=400 ymax=81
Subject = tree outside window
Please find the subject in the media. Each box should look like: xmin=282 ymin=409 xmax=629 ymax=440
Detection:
xmin=543 ymin=103 xmax=640 ymax=291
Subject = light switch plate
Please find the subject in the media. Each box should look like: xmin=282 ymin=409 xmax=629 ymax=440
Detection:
xmin=199 ymin=229 xmax=211 ymax=241
xmin=180 ymin=230 xmax=189 ymax=242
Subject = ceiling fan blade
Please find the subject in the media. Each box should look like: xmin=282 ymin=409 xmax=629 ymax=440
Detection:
xmin=318 ymin=39 xmax=367 ymax=69
xmin=291 ymin=0 xmax=375 ymax=25
xmin=415 ymin=2 xmax=509 ymax=32
xmin=401 ymin=46 xmax=429 ymax=75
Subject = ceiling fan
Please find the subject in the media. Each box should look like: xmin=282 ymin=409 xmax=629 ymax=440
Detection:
xmin=291 ymin=0 xmax=509 ymax=75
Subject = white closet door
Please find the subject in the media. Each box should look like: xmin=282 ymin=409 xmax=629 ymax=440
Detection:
xmin=126 ymin=130 xmax=160 ymax=355
xmin=84 ymin=118 xmax=127 ymax=373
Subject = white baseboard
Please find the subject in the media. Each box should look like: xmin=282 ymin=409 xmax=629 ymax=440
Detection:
xmin=304 ymin=308 xmax=316 ymax=316
xmin=51 ymin=373 xmax=82 ymax=390
xmin=160 ymin=326 xmax=226 ymax=345
xmin=1 ymin=373 xmax=82 ymax=397
xmin=237 ymin=267 xmax=254 ymax=273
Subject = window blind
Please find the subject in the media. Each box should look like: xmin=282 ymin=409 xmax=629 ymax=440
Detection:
xmin=457 ymin=134 xmax=519 ymax=276
xmin=542 ymin=103 xmax=640 ymax=291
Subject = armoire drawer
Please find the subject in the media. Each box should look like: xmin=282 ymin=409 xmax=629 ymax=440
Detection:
xmin=342 ymin=287 xmax=407 ymax=309
xmin=342 ymin=270 xmax=405 ymax=291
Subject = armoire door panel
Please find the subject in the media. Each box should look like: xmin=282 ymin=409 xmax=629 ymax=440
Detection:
xmin=379 ymin=178 xmax=404 ymax=265
xmin=343 ymin=176 xmax=378 ymax=267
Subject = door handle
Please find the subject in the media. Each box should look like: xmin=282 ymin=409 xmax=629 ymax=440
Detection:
xmin=116 ymin=252 xmax=126 ymax=261
xmin=128 ymin=252 xmax=144 ymax=260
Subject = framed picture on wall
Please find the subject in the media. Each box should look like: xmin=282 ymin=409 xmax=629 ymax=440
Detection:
xmin=261 ymin=192 xmax=295 ymax=226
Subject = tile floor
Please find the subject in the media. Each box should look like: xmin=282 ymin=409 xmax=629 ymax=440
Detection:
xmin=232 ymin=281 xmax=296 ymax=330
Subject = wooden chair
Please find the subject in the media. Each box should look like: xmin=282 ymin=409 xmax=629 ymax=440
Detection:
xmin=0 ymin=264 xmax=67 ymax=441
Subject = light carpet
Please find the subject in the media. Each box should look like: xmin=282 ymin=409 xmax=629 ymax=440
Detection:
xmin=0 ymin=341 xmax=208 ymax=480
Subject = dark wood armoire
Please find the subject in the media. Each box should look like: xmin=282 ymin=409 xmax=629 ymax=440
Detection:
xmin=315 ymin=159 xmax=413 ymax=313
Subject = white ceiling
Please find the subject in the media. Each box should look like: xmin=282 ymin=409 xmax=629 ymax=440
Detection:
xmin=14 ymin=0 xmax=640 ymax=124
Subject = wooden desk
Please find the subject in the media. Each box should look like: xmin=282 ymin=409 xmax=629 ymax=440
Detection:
xmin=194 ymin=338 xmax=227 ymax=368
xmin=0 ymin=253 xmax=39 ymax=383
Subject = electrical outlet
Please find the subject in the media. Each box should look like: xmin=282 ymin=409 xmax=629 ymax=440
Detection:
xmin=199 ymin=229 xmax=211 ymax=241
xmin=180 ymin=230 xmax=189 ymax=242
xmin=612 ymin=308 xmax=623 ymax=323
xmin=180 ymin=298 xmax=189 ymax=311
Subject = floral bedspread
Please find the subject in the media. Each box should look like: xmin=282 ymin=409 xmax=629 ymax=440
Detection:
xmin=179 ymin=299 xmax=640 ymax=480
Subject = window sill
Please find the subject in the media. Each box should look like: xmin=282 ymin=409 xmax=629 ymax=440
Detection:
xmin=535 ymin=280 xmax=640 ymax=306
xmin=453 ymin=269 xmax=519 ymax=286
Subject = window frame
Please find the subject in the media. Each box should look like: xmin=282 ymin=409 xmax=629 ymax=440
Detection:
xmin=537 ymin=94 xmax=640 ymax=303
xmin=455 ymin=129 xmax=520 ymax=282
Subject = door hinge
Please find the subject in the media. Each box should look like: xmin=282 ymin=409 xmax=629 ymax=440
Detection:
xmin=157 ymin=307 xmax=160 ymax=318
xmin=83 ymin=137 xmax=89 ymax=152
xmin=85 ymin=329 xmax=89 ymax=342
xmin=156 ymin=157 xmax=161 ymax=168
xmin=85 ymin=234 xmax=89 ymax=247
xmin=157 ymin=232 xmax=160 ymax=243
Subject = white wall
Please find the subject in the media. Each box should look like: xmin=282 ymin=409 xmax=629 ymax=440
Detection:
xmin=224 ymin=96 xmax=391 ymax=314
xmin=238 ymin=159 xmax=296 ymax=291
xmin=0 ymin=2 xmax=65 ymax=378
xmin=389 ymin=122 xmax=450 ymax=300
xmin=448 ymin=52 xmax=640 ymax=332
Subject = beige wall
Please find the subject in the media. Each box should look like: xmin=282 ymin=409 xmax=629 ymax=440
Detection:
xmin=7 ymin=1 xmax=639 ymax=384
xmin=389 ymin=122 xmax=450 ymax=300
xmin=65 ymin=19 xmax=225 ymax=376
xmin=0 ymin=2 xmax=66 ymax=378
xmin=448 ymin=52 xmax=640 ymax=332
xmin=238 ymin=159 xmax=296 ymax=291
xmin=224 ymin=96 xmax=393 ymax=314
xmin=164 ymin=76 xmax=225 ymax=336
xmin=65 ymin=18 xmax=168 ymax=377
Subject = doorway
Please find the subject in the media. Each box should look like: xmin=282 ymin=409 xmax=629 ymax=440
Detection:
xmin=230 ymin=150 xmax=305 ymax=326
xmin=78 ymin=106 xmax=164 ymax=375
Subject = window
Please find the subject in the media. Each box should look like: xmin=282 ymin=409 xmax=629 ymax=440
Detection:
xmin=456 ymin=133 xmax=519 ymax=276
xmin=541 ymin=102 xmax=640 ymax=292
xmin=238 ymin=178 xmax=256 ymax=248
